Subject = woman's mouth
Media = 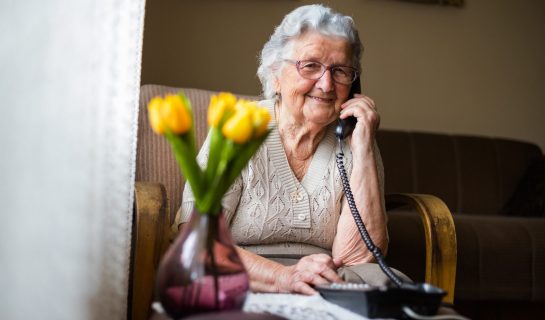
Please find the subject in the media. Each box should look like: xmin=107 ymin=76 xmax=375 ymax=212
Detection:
xmin=307 ymin=95 xmax=335 ymax=103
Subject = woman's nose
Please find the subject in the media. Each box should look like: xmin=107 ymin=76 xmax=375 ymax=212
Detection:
xmin=315 ymin=69 xmax=334 ymax=92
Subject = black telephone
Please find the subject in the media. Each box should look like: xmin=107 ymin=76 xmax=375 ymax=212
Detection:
xmin=318 ymin=78 xmax=450 ymax=319
xmin=335 ymin=77 xmax=360 ymax=139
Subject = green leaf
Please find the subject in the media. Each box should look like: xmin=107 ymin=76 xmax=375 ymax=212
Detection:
xmin=205 ymin=127 xmax=225 ymax=188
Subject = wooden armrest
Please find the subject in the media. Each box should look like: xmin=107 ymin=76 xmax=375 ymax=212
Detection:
xmin=130 ymin=182 xmax=171 ymax=320
xmin=385 ymin=193 xmax=457 ymax=304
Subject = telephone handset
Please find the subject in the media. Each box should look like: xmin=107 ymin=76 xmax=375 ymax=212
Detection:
xmin=335 ymin=77 xmax=360 ymax=140
xmin=319 ymin=78 xmax=453 ymax=319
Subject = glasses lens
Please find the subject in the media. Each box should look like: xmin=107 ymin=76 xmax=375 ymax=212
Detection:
xmin=332 ymin=67 xmax=357 ymax=85
xmin=297 ymin=61 xmax=325 ymax=80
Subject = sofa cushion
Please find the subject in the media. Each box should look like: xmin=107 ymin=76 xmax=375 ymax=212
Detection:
xmin=454 ymin=214 xmax=545 ymax=301
xmin=501 ymin=157 xmax=545 ymax=217
xmin=387 ymin=211 xmax=545 ymax=301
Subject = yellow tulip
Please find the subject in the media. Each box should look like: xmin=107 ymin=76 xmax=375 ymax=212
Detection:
xmin=222 ymin=108 xmax=254 ymax=144
xmin=148 ymin=97 xmax=166 ymax=134
xmin=162 ymin=94 xmax=192 ymax=134
xmin=235 ymin=99 xmax=257 ymax=114
xmin=208 ymin=92 xmax=237 ymax=127
xmin=253 ymin=107 xmax=271 ymax=137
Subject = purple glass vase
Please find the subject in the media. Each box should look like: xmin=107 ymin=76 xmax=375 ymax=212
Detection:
xmin=155 ymin=209 xmax=249 ymax=319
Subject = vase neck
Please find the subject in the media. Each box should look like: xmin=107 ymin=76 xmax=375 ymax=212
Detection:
xmin=189 ymin=209 xmax=228 ymax=239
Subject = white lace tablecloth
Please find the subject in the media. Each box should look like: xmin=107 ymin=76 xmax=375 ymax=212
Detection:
xmin=242 ymin=293 xmax=368 ymax=320
xmin=153 ymin=293 xmax=369 ymax=320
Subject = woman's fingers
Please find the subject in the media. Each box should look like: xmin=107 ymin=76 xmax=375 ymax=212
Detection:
xmin=355 ymin=93 xmax=376 ymax=111
xmin=309 ymin=253 xmax=336 ymax=267
xmin=317 ymin=267 xmax=343 ymax=283
xmin=299 ymin=254 xmax=344 ymax=283
xmin=340 ymin=94 xmax=380 ymax=132
xmin=294 ymin=281 xmax=318 ymax=295
xmin=276 ymin=255 xmax=345 ymax=295
xmin=276 ymin=254 xmax=342 ymax=295
xmin=301 ymin=271 xmax=330 ymax=285
xmin=341 ymin=95 xmax=377 ymax=115
xmin=308 ymin=255 xmax=343 ymax=283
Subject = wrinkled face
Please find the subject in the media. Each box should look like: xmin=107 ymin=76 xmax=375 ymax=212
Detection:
xmin=274 ymin=31 xmax=353 ymax=127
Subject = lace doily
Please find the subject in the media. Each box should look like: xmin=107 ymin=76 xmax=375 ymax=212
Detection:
xmin=243 ymin=293 xmax=367 ymax=320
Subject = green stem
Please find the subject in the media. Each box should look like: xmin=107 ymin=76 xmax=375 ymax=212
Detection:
xmin=207 ymin=216 xmax=220 ymax=310
xmin=166 ymin=131 xmax=204 ymax=205
xmin=205 ymin=128 xmax=225 ymax=189
xmin=201 ymin=140 xmax=239 ymax=214
xmin=208 ymin=132 xmax=270 ymax=215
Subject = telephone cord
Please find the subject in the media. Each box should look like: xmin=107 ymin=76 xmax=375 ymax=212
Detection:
xmin=335 ymin=138 xmax=404 ymax=288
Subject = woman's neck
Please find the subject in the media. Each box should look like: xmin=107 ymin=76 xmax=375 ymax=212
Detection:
xmin=278 ymin=117 xmax=327 ymax=162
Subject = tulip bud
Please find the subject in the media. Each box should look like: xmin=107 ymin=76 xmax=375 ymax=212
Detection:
xmin=234 ymin=99 xmax=255 ymax=112
xmin=163 ymin=94 xmax=192 ymax=134
xmin=208 ymin=92 xmax=236 ymax=127
xmin=148 ymin=97 xmax=166 ymax=135
xmin=222 ymin=108 xmax=253 ymax=144
xmin=253 ymin=107 xmax=271 ymax=137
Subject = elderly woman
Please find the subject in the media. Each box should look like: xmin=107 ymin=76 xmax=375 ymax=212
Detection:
xmin=176 ymin=4 xmax=407 ymax=295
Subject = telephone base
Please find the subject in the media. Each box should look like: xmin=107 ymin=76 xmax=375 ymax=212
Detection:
xmin=316 ymin=282 xmax=445 ymax=319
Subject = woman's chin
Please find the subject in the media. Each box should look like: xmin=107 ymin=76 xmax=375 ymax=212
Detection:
xmin=304 ymin=115 xmax=337 ymax=128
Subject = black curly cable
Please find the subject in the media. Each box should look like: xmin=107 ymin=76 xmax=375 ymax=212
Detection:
xmin=336 ymin=139 xmax=404 ymax=288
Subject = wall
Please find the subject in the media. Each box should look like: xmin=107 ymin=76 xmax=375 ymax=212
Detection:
xmin=142 ymin=0 xmax=545 ymax=151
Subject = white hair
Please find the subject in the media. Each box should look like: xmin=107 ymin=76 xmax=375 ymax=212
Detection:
xmin=257 ymin=4 xmax=363 ymax=99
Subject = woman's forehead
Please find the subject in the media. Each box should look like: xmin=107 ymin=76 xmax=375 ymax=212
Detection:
xmin=286 ymin=31 xmax=352 ymax=64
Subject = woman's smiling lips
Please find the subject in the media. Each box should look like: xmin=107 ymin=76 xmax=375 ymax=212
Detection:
xmin=306 ymin=94 xmax=335 ymax=103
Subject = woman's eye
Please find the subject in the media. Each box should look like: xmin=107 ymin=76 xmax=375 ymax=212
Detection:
xmin=301 ymin=62 xmax=321 ymax=70
xmin=333 ymin=68 xmax=349 ymax=77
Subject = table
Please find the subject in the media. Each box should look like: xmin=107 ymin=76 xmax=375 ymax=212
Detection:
xmin=152 ymin=293 xmax=368 ymax=320
xmin=244 ymin=293 xmax=367 ymax=319
xmin=151 ymin=293 xmax=463 ymax=320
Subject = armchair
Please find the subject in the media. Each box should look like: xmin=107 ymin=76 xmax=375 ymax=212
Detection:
xmin=128 ymin=84 xmax=457 ymax=320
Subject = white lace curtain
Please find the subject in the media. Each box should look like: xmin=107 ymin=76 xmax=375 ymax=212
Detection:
xmin=0 ymin=0 xmax=146 ymax=319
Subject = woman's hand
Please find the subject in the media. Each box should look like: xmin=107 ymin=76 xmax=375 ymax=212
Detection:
xmin=274 ymin=254 xmax=343 ymax=295
xmin=339 ymin=93 xmax=380 ymax=152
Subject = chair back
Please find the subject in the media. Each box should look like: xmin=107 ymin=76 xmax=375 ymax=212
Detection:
xmin=136 ymin=84 xmax=260 ymax=224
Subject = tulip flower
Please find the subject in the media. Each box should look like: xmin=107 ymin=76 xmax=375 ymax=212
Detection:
xmin=222 ymin=107 xmax=254 ymax=144
xmin=148 ymin=97 xmax=166 ymax=135
xmin=252 ymin=107 xmax=271 ymax=138
xmin=234 ymin=99 xmax=255 ymax=112
xmin=162 ymin=94 xmax=192 ymax=135
xmin=208 ymin=92 xmax=236 ymax=128
xmin=147 ymin=94 xmax=192 ymax=135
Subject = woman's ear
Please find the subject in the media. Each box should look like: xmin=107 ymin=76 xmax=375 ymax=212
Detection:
xmin=273 ymin=74 xmax=281 ymax=94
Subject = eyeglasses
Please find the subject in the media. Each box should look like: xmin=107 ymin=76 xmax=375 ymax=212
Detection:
xmin=284 ymin=59 xmax=358 ymax=85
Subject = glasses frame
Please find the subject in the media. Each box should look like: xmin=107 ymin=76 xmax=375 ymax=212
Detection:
xmin=283 ymin=59 xmax=359 ymax=85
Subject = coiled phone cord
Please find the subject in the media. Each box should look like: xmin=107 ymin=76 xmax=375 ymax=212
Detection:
xmin=336 ymin=138 xmax=405 ymax=288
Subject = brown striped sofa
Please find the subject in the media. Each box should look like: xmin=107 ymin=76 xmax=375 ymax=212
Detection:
xmin=379 ymin=130 xmax=545 ymax=318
